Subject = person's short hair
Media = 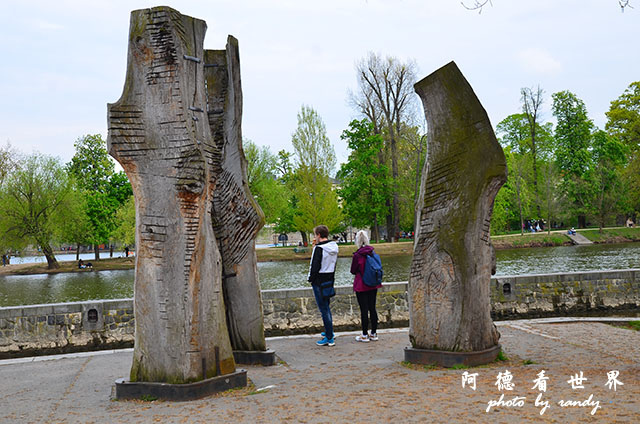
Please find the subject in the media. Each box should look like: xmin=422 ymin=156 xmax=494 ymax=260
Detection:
xmin=314 ymin=225 xmax=329 ymax=239
xmin=355 ymin=230 xmax=369 ymax=248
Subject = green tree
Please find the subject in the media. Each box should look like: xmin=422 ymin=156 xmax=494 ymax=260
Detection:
xmin=271 ymin=150 xmax=304 ymax=240
xmin=591 ymin=130 xmax=628 ymax=231
xmin=521 ymin=86 xmax=546 ymax=217
xmin=244 ymin=138 xmax=276 ymax=190
xmin=293 ymin=167 xmax=343 ymax=234
xmin=539 ymin=159 xmax=561 ymax=234
xmin=337 ymin=120 xmax=390 ymax=241
xmin=244 ymin=139 xmax=290 ymax=224
xmin=506 ymin=151 xmax=533 ymax=234
xmin=351 ymin=53 xmax=418 ymax=241
xmin=68 ymin=134 xmax=132 ymax=259
xmin=497 ymin=91 xmax=555 ymax=219
xmin=0 ymin=142 xmax=19 ymax=257
xmin=113 ymin=195 xmax=136 ymax=247
xmin=606 ymin=81 xmax=640 ymax=214
xmin=496 ymin=113 xmax=530 ymax=154
xmin=552 ymin=90 xmax=594 ymax=228
xmin=291 ymin=105 xmax=336 ymax=175
xmin=290 ymin=106 xmax=342 ymax=238
xmin=0 ymin=154 xmax=74 ymax=269
xmin=57 ymin=187 xmax=93 ymax=260
xmin=605 ymin=81 xmax=640 ymax=149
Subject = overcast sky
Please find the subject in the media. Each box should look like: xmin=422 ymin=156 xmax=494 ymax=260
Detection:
xmin=1 ymin=0 xmax=638 ymax=168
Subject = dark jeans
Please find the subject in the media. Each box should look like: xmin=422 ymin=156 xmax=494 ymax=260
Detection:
xmin=356 ymin=289 xmax=378 ymax=335
xmin=312 ymin=284 xmax=334 ymax=340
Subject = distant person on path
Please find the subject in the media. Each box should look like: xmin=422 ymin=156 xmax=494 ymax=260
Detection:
xmin=125 ymin=246 xmax=129 ymax=257
xmin=308 ymin=225 xmax=339 ymax=347
xmin=350 ymin=230 xmax=383 ymax=342
xmin=1 ymin=254 xmax=6 ymax=266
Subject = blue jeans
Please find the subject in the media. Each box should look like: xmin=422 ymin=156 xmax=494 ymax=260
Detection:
xmin=312 ymin=284 xmax=334 ymax=340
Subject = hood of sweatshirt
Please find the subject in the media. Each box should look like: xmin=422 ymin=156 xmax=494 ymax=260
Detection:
xmin=319 ymin=240 xmax=339 ymax=256
xmin=356 ymin=245 xmax=375 ymax=256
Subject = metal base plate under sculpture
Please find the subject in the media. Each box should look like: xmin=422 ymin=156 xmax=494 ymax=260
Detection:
xmin=404 ymin=344 xmax=502 ymax=368
xmin=233 ymin=349 xmax=277 ymax=366
xmin=114 ymin=370 xmax=247 ymax=401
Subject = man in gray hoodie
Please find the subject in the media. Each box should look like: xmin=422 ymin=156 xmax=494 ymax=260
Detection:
xmin=308 ymin=225 xmax=339 ymax=346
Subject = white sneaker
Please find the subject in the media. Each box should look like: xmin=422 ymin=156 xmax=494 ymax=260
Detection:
xmin=369 ymin=333 xmax=378 ymax=341
xmin=355 ymin=334 xmax=370 ymax=343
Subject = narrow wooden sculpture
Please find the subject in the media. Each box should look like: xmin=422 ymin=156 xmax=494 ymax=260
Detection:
xmin=406 ymin=61 xmax=506 ymax=366
xmin=204 ymin=38 xmax=267 ymax=353
xmin=107 ymin=7 xmax=236 ymax=384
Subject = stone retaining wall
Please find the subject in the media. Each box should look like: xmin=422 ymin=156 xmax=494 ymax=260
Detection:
xmin=1 ymin=270 xmax=639 ymax=357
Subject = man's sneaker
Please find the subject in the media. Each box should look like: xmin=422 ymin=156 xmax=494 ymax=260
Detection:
xmin=369 ymin=333 xmax=379 ymax=341
xmin=321 ymin=332 xmax=337 ymax=339
xmin=355 ymin=334 xmax=370 ymax=343
xmin=316 ymin=337 xmax=335 ymax=347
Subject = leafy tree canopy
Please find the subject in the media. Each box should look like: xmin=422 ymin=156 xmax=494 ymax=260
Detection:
xmin=337 ymin=119 xmax=390 ymax=230
xmin=606 ymin=81 xmax=640 ymax=151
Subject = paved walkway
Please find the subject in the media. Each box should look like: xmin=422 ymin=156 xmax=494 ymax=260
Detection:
xmin=566 ymin=232 xmax=594 ymax=245
xmin=1 ymin=318 xmax=638 ymax=423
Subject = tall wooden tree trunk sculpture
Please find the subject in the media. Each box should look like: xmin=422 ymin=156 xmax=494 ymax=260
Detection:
xmin=204 ymin=38 xmax=268 ymax=355
xmin=107 ymin=7 xmax=247 ymax=397
xmin=405 ymin=61 xmax=507 ymax=367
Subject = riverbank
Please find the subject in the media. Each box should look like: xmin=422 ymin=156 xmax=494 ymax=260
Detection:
xmin=0 ymin=257 xmax=135 ymax=276
xmin=2 ymin=227 xmax=639 ymax=276
xmin=492 ymin=226 xmax=640 ymax=249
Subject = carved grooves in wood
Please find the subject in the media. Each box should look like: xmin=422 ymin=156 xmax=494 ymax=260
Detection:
xmin=410 ymin=232 xmax=437 ymax=281
xmin=211 ymin=170 xmax=261 ymax=274
xmin=140 ymin=215 xmax=167 ymax=262
xmin=421 ymin=155 xmax=460 ymax=217
xmin=108 ymin=106 xmax=146 ymax=160
xmin=480 ymin=218 xmax=491 ymax=244
xmin=145 ymin=9 xmax=179 ymax=86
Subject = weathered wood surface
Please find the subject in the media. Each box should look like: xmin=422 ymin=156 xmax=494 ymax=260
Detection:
xmin=409 ymin=61 xmax=507 ymax=352
xmin=204 ymin=38 xmax=267 ymax=351
xmin=107 ymin=7 xmax=236 ymax=383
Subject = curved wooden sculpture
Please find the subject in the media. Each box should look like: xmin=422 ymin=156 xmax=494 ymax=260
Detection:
xmin=204 ymin=38 xmax=267 ymax=352
xmin=406 ymin=62 xmax=507 ymax=366
xmin=107 ymin=7 xmax=266 ymax=390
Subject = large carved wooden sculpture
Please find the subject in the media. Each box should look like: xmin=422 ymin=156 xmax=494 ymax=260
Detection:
xmin=107 ymin=7 xmax=266 ymax=397
xmin=405 ymin=62 xmax=507 ymax=367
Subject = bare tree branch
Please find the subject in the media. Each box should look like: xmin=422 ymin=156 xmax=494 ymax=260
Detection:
xmin=461 ymin=0 xmax=492 ymax=14
xmin=619 ymin=1 xmax=633 ymax=12
xmin=463 ymin=1 xmax=632 ymax=13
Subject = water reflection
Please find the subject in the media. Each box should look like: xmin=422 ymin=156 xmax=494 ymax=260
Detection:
xmin=0 ymin=270 xmax=134 ymax=307
xmin=1 ymin=243 xmax=639 ymax=307
xmin=495 ymin=243 xmax=640 ymax=276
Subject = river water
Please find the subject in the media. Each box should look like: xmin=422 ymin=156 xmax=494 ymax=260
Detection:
xmin=1 ymin=243 xmax=639 ymax=307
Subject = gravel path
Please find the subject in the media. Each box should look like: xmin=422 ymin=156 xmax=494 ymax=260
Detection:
xmin=0 ymin=320 xmax=638 ymax=423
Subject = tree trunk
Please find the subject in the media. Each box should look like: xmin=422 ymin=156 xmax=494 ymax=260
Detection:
xmin=93 ymin=244 xmax=100 ymax=261
xmin=389 ymin=125 xmax=400 ymax=242
xmin=40 ymin=242 xmax=59 ymax=270
xmin=109 ymin=243 xmax=114 ymax=258
xmin=373 ymin=214 xmax=380 ymax=243
xmin=578 ymin=215 xmax=587 ymax=228
xmin=410 ymin=61 xmax=506 ymax=352
xmin=300 ymin=231 xmax=308 ymax=246
xmin=108 ymin=7 xmax=235 ymax=383
xmin=76 ymin=244 xmax=80 ymax=261
xmin=385 ymin=201 xmax=393 ymax=242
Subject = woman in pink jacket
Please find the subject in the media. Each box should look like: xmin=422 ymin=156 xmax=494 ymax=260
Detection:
xmin=350 ymin=230 xmax=383 ymax=342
